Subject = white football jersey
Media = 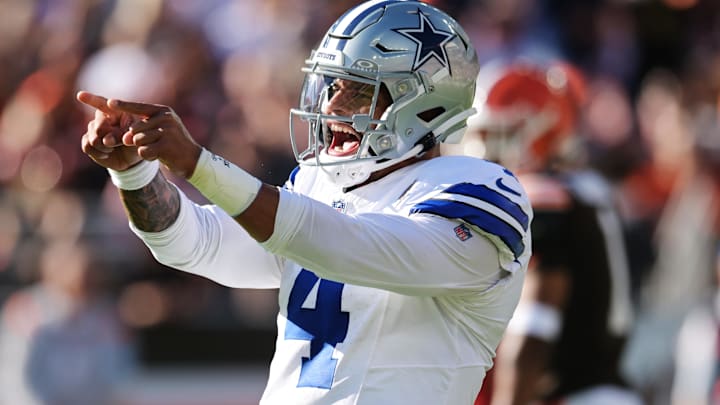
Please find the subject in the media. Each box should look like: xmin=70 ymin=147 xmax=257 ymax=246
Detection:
xmin=131 ymin=155 xmax=532 ymax=405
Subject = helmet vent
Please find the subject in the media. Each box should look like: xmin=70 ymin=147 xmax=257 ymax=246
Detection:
xmin=417 ymin=107 xmax=446 ymax=123
xmin=375 ymin=42 xmax=403 ymax=53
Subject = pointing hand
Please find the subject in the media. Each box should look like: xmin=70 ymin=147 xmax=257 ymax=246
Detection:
xmin=77 ymin=91 xmax=140 ymax=171
xmin=78 ymin=92 xmax=202 ymax=177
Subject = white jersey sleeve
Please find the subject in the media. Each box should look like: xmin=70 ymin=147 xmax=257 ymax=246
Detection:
xmin=263 ymin=190 xmax=503 ymax=296
xmin=130 ymin=183 xmax=283 ymax=288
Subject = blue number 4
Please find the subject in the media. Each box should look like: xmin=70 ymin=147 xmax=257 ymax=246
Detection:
xmin=285 ymin=269 xmax=349 ymax=389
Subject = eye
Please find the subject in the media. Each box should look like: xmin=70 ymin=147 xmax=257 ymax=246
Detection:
xmin=327 ymin=82 xmax=339 ymax=100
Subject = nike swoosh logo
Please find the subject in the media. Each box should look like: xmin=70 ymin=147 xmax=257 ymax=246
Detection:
xmin=496 ymin=177 xmax=521 ymax=197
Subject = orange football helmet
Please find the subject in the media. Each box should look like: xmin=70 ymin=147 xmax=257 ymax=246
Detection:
xmin=466 ymin=60 xmax=586 ymax=170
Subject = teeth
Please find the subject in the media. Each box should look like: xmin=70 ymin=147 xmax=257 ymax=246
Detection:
xmin=329 ymin=123 xmax=357 ymax=136
xmin=326 ymin=121 xmax=361 ymax=156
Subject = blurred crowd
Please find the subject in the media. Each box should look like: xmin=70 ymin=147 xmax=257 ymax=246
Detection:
xmin=0 ymin=0 xmax=718 ymax=404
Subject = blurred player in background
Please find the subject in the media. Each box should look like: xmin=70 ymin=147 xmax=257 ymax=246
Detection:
xmin=0 ymin=238 xmax=136 ymax=405
xmin=622 ymin=101 xmax=720 ymax=405
xmin=466 ymin=60 xmax=642 ymax=405
xmin=76 ymin=1 xmax=532 ymax=403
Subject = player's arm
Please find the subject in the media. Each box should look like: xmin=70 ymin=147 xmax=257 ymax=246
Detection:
xmin=112 ymin=152 xmax=282 ymax=289
xmin=490 ymin=175 xmax=571 ymax=405
xmin=77 ymin=91 xmax=280 ymax=241
xmin=78 ymin=92 xmax=282 ymax=287
xmin=490 ymin=267 xmax=569 ymax=405
xmin=80 ymin=93 xmax=280 ymax=242
xmin=117 ymin=169 xmax=181 ymax=231
xmin=126 ymin=179 xmax=283 ymax=288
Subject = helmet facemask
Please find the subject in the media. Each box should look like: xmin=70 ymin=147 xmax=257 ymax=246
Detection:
xmin=290 ymin=66 xmax=425 ymax=187
xmin=292 ymin=70 xmax=392 ymax=155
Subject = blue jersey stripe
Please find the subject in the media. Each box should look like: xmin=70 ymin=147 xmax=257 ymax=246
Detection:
xmin=444 ymin=183 xmax=529 ymax=231
xmin=410 ymin=199 xmax=525 ymax=259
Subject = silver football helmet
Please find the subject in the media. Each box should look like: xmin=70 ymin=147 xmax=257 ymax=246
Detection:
xmin=290 ymin=0 xmax=480 ymax=187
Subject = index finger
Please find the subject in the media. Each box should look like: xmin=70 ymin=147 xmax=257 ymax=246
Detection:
xmin=76 ymin=91 xmax=114 ymax=115
xmin=108 ymin=99 xmax=169 ymax=118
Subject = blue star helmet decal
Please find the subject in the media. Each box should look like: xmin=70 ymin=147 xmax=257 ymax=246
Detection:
xmin=394 ymin=10 xmax=456 ymax=73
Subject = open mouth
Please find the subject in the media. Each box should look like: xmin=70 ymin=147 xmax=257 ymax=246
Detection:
xmin=326 ymin=122 xmax=361 ymax=157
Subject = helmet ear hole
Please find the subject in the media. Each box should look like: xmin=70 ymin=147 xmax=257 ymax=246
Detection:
xmin=417 ymin=107 xmax=446 ymax=123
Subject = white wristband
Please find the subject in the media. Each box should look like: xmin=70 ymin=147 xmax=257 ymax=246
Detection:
xmin=507 ymin=302 xmax=562 ymax=341
xmin=108 ymin=160 xmax=160 ymax=190
xmin=188 ymin=148 xmax=262 ymax=216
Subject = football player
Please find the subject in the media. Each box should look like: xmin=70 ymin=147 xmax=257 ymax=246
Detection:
xmin=78 ymin=1 xmax=532 ymax=403
xmin=467 ymin=60 xmax=642 ymax=405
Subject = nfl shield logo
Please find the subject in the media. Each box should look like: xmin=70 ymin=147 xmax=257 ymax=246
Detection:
xmin=331 ymin=199 xmax=347 ymax=213
xmin=453 ymin=224 xmax=472 ymax=241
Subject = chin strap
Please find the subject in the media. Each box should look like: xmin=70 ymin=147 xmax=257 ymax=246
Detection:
xmin=435 ymin=107 xmax=477 ymax=144
xmin=415 ymin=132 xmax=437 ymax=153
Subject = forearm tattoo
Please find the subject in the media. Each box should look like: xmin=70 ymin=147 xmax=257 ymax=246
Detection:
xmin=119 ymin=171 xmax=180 ymax=232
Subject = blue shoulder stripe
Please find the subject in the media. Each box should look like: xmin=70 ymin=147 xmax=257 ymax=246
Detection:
xmin=444 ymin=183 xmax=529 ymax=231
xmin=410 ymin=199 xmax=525 ymax=259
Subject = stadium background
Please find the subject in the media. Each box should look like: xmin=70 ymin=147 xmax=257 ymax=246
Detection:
xmin=0 ymin=0 xmax=718 ymax=404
